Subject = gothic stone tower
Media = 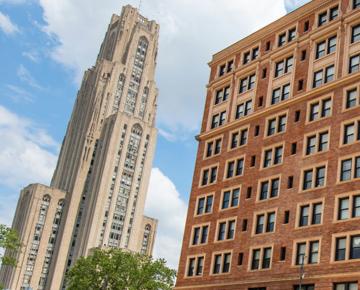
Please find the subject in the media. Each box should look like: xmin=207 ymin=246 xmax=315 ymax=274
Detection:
xmin=0 ymin=5 xmax=159 ymax=290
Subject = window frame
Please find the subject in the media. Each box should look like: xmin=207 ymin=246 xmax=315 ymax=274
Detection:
xmin=306 ymin=95 xmax=333 ymax=124
xmin=215 ymin=217 xmax=237 ymax=242
xmin=300 ymin=164 xmax=327 ymax=192
xmin=296 ymin=199 xmax=324 ymax=228
xmin=185 ymin=254 xmax=206 ymax=278
xmin=210 ymin=251 xmax=233 ymax=275
xmin=194 ymin=193 xmax=214 ymax=217
xmin=256 ymin=174 xmax=281 ymax=202
xmin=220 ymin=186 xmax=241 ymax=211
xmin=261 ymin=143 xmax=284 ymax=169
xmin=229 ymin=125 xmax=250 ymax=150
xmin=189 ymin=223 xmax=210 ymax=247
xmin=265 ymin=111 xmax=288 ymax=138
xmin=249 ymin=246 xmax=273 ymax=271
xmin=292 ymin=238 xmax=322 ymax=266
xmin=303 ymin=127 xmax=330 ymax=156
xmin=224 ymin=156 xmax=245 ymax=180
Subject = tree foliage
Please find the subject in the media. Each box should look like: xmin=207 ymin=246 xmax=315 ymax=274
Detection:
xmin=0 ymin=224 xmax=21 ymax=267
xmin=66 ymin=248 xmax=176 ymax=290
xmin=0 ymin=224 xmax=21 ymax=290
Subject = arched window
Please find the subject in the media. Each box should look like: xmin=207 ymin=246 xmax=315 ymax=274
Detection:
xmin=139 ymin=87 xmax=149 ymax=118
xmin=124 ymin=37 xmax=149 ymax=114
xmin=112 ymin=74 xmax=126 ymax=113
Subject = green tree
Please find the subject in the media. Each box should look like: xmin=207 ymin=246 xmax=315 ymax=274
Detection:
xmin=66 ymin=248 xmax=176 ymax=290
xmin=0 ymin=224 xmax=21 ymax=290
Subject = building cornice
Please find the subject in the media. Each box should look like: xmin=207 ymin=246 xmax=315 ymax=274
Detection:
xmin=208 ymin=0 xmax=334 ymax=66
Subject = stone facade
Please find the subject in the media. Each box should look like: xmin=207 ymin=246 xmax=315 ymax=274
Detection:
xmin=175 ymin=0 xmax=360 ymax=289
xmin=0 ymin=5 xmax=159 ymax=290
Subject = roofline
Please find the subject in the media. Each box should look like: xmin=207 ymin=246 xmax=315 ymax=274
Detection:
xmin=209 ymin=0 xmax=334 ymax=66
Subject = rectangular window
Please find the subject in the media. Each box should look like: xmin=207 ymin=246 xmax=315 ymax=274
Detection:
xmin=349 ymin=54 xmax=360 ymax=74
xmin=212 ymin=252 xmax=232 ymax=274
xmin=267 ymin=114 xmax=287 ymax=136
xmin=313 ymin=65 xmax=335 ymax=88
xmin=252 ymin=47 xmax=259 ymax=60
xmin=227 ymin=60 xmax=233 ymax=73
xmin=263 ymin=145 xmax=283 ymax=168
xmin=288 ymin=28 xmax=296 ymax=42
xmin=243 ymin=52 xmax=251 ymax=65
xmin=187 ymin=256 xmax=205 ymax=277
xmin=217 ymin=219 xmax=236 ymax=241
xmin=271 ymin=84 xmax=290 ymax=105
xmin=226 ymin=158 xmax=244 ymax=179
xmin=211 ymin=111 xmax=226 ymax=129
xmin=206 ymin=138 xmax=222 ymax=158
xmin=301 ymin=166 xmax=326 ymax=190
xmin=221 ymin=188 xmax=240 ymax=209
xmin=295 ymin=241 xmax=319 ymax=265
xmin=352 ymin=24 xmax=360 ymax=43
xmin=214 ymin=86 xmax=230 ymax=105
xmin=299 ymin=202 xmax=323 ymax=227
xmin=236 ymin=100 xmax=252 ymax=119
xmin=239 ymin=74 xmax=256 ymax=93
xmin=309 ymin=241 xmax=319 ymax=264
xmin=201 ymin=167 xmax=217 ymax=186
xmin=346 ymin=88 xmax=359 ymax=109
xmin=218 ymin=65 xmax=226 ymax=77
xmin=343 ymin=122 xmax=360 ymax=145
xmin=255 ymin=212 xmax=276 ymax=234
xmin=296 ymin=242 xmax=306 ymax=265
xmin=338 ymin=197 xmax=350 ymax=220
xmin=230 ymin=127 xmax=248 ymax=149
xmin=294 ymin=285 xmax=315 ymax=290
xmin=305 ymin=130 xmax=329 ymax=155
xmin=275 ymin=56 xmax=293 ymax=77
xmin=308 ymin=97 xmax=331 ymax=122
xmin=278 ymin=33 xmax=286 ymax=47
xmin=340 ymin=156 xmax=360 ymax=182
xmin=316 ymin=36 xmax=337 ymax=59
xmin=259 ymin=177 xmax=280 ymax=201
xmin=335 ymin=237 xmax=347 ymax=261
xmin=318 ymin=12 xmax=327 ymax=26
xmin=334 ymin=282 xmax=358 ymax=290
xmin=318 ymin=6 xmax=338 ymax=26
xmin=191 ymin=225 xmax=209 ymax=245
xmin=350 ymin=235 xmax=360 ymax=259
xmin=251 ymin=247 xmax=272 ymax=270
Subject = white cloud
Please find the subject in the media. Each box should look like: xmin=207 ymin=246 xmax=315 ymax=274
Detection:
xmin=0 ymin=105 xmax=58 ymax=189
xmin=5 ymin=84 xmax=34 ymax=103
xmin=0 ymin=11 xmax=19 ymax=35
xmin=17 ymin=64 xmax=44 ymax=90
xmin=22 ymin=50 xmax=40 ymax=63
xmin=145 ymin=168 xmax=187 ymax=269
xmin=37 ymin=0 xmax=287 ymax=136
xmin=0 ymin=105 xmax=58 ymax=225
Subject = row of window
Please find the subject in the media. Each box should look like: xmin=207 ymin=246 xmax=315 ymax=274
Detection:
xmin=216 ymin=2 xmax=360 ymax=79
xmin=248 ymin=284 xmax=357 ymax=290
xmin=210 ymin=23 xmax=360 ymax=131
xmin=186 ymin=234 xmax=360 ymax=277
xmin=203 ymin=151 xmax=360 ymax=188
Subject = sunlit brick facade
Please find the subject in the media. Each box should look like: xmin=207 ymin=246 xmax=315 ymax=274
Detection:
xmin=176 ymin=0 xmax=360 ymax=289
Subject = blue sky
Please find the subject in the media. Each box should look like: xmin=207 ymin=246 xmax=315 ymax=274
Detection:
xmin=0 ymin=0 xmax=309 ymax=268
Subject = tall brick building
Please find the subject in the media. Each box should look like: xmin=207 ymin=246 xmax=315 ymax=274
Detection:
xmin=175 ymin=0 xmax=360 ymax=289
